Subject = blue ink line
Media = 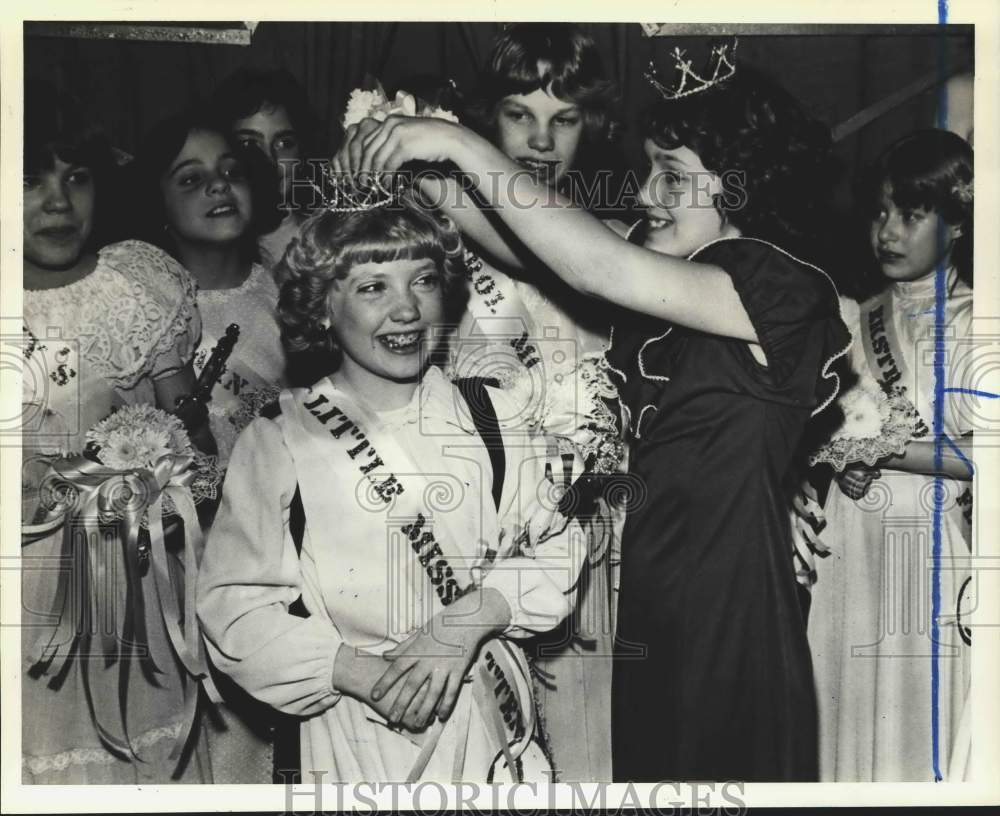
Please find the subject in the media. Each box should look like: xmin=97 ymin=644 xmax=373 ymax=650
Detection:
xmin=942 ymin=432 xmax=974 ymax=477
xmin=943 ymin=387 xmax=1000 ymax=399
xmin=932 ymin=0 xmax=948 ymax=782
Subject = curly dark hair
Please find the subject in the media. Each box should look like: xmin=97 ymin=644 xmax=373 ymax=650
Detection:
xmin=24 ymin=78 xmax=123 ymax=252
xmin=277 ymin=192 xmax=469 ymax=373
xmin=857 ymin=128 xmax=973 ymax=289
xmin=127 ymin=108 xmax=282 ymax=265
xmin=644 ymin=64 xmax=838 ymax=262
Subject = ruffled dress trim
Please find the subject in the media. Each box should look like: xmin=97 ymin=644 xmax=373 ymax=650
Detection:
xmin=605 ymin=235 xmax=852 ymax=438
xmin=694 ymin=236 xmax=852 ymax=418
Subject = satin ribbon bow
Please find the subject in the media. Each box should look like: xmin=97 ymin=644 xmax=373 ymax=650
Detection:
xmin=22 ymin=452 xmax=218 ymax=773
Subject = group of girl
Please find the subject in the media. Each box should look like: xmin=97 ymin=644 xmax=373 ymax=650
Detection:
xmin=22 ymin=23 xmax=975 ymax=785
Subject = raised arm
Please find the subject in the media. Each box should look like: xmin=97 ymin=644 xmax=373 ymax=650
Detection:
xmin=348 ymin=116 xmax=759 ymax=343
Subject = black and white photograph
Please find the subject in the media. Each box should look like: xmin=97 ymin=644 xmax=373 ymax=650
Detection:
xmin=3 ymin=1 xmax=999 ymax=811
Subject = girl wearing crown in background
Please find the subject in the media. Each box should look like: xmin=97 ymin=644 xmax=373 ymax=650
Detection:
xmin=346 ymin=40 xmax=852 ymax=780
xmin=806 ymin=130 xmax=974 ymax=781
xmin=337 ymin=23 xmax=626 ymax=782
xmin=197 ymin=190 xmax=587 ymax=782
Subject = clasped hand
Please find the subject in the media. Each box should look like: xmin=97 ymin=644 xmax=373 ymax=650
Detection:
xmin=335 ymin=588 xmax=510 ymax=733
xmin=836 ymin=464 xmax=882 ymax=500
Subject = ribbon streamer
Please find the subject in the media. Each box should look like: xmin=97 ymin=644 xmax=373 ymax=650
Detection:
xmin=21 ymin=452 xmax=215 ymax=773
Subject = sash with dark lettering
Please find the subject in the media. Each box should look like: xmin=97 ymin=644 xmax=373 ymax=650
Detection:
xmin=454 ymin=250 xmax=544 ymax=379
xmin=859 ymin=291 xmax=931 ymax=438
xmin=277 ymin=376 xmax=548 ymax=782
xmin=860 ymin=288 xmax=972 ymax=537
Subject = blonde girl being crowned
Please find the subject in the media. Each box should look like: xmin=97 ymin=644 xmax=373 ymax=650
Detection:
xmin=335 ymin=24 xmax=627 ymax=781
xmin=196 ymin=182 xmax=587 ymax=782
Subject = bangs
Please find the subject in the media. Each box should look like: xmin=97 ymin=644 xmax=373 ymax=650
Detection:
xmin=24 ymin=79 xmax=111 ymax=176
xmin=487 ymin=54 xmax=549 ymax=100
xmin=337 ymin=237 xmax=443 ymax=275
xmin=862 ymin=129 xmax=973 ymax=223
xmin=884 ymin=174 xmax=941 ymax=214
xmin=330 ymin=209 xmax=449 ymax=279
xmin=24 ymin=128 xmax=111 ymax=177
xmin=483 ymin=25 xmax=612 ymax=108
xmin=644 ymin=97 xmax=707 ymax=156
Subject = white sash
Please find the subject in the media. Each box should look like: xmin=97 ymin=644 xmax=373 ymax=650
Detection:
xmin=859 ymin=288 xmax=972 ymax=536
xmin=456 ymin=251 xmax=545 ymax=381
xmin=277 ymin=376 xmax=547 ymax=781
xmin=859 ymin=290 xmax=931 ymax=438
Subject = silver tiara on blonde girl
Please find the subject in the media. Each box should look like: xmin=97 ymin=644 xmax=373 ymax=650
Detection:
xmin=645 ymin=38 xmax=738 ymax=100
xmin=310 ymin=82 xmax=464 ymax=213
xmin=306 ymin=165 xmax=401 ymax=213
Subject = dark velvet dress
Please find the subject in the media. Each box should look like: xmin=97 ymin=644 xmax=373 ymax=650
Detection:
xmin=608 ymin=237 xmax=850 ymax=782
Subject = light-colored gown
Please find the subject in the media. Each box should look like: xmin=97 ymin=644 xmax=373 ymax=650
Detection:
xmin=808 ymin=270 xmax=974 ymax=781
xmin=21 ymin=240 xmax=211 ymax=783
xmin=197 ymin=366 xmax=587 ymax=781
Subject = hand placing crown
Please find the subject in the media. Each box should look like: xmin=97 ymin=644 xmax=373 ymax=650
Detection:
xmin=646 ymin=37 xmax=738 ymax=100
xmin=322 ymin=80 xmax=467 ymax=212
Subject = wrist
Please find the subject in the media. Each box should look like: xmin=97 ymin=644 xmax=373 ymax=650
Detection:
xmin=331 ymin=642 xmax=355 ymax=695
xmin=332 ymin=643 xmax=381 ymax=699
xmin=448 ymin=127 xmax=496 ymax=178
xmin=444 ymin=587 xmax=512 ymax=646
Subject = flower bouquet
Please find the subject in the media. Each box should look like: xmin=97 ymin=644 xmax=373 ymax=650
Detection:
xmin=808 ymin=372 xmax=923 ymax=471
xmin=22 ymin=404 xmax=221 ymax=768
xmin=342 ymin=81 xmax=460 ymax=129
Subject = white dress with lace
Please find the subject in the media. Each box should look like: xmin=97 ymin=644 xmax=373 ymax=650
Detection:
xmin=808 ymin=272 xmax=974 ymax=781
xmin=23 ymin=240 xmax=199 ymax=456
xmin=21 ymin=240 xmax=211 ymax=783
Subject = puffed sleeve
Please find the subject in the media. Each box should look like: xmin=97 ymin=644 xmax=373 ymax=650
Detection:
xmin=694 ymin=238 xmax=852 ymax=414
xmin=104 ymin=240 xmax=202 ymax=382
xmin=477 ymin=386 xmax=588 ymax=637
xmin=196 ymin=416 xmax=344 ymax=717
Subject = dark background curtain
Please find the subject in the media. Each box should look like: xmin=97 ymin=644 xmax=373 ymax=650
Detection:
xmin=25 ymin=22 xmax=972 ymax=164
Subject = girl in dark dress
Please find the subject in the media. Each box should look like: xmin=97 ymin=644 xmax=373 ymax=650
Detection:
xmin=343 ymin=49 xmax=850 ymax=782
